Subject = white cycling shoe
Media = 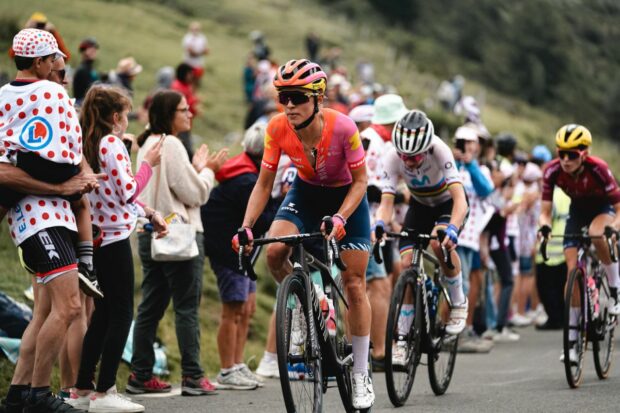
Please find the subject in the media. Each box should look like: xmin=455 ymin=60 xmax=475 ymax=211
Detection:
xmin=446 ymin=298 xmax=468 ymax=335
xmin=351 ymin=372 xmax=375 ymax=410
xmin=391 ymin=341 xmax=408 ymax=366
xmin=559 ymin=346 xmax=579 ymax=365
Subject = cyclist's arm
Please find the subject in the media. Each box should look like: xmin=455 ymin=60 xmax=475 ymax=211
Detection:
xmin=375 ymin=193 xmax=395 ymax=226
xmin=611 ymin=202 xmax=620 ymax=230
xmin=539 ymin=200 xmax=553 ymax=229
xmin=336 ymin=165 xmax=368 ymax=220
xmin=447 ymin=183 xmax=468 ymax=228
xmin=242 ymin=167 xmax=277 ymax=229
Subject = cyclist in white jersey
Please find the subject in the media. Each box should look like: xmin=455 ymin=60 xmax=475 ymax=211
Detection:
xmin=375 ymin=110 xmax=469 ymax=347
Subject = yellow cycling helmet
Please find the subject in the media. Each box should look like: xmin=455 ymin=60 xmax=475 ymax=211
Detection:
xmin=555 ymin=124 xmax=592 ymax=150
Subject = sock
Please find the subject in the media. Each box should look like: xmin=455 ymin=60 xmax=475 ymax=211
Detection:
xmin=77 ymin=241 xmax=94 ymax=270
xmin=351 ymin=335 xmax=370 ymax=375
xmin=221 ymin=366 xmax=235 ymax=375
xmin=446 ymin=272 xmax=466 ymax=306
xmin=28 ymin=386 xmax=50 ymax=403
xmin=262 ymin=351 xmax=277 ymax=363
xmin=397 ymin=304 xmax=414 ymax=337
xmin=569 ymin=307 xmax=580 ymax=341
xmin=234 ymin=363 xmax=246 ymax=370
xmin=603 ymin=262 xmax=620 ymax=289
xmin=6 ymin=384 xmax=29 ymax=403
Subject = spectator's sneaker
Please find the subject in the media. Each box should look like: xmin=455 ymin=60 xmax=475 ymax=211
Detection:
xmin=458 ymin=329 xmax=494 ymax=353
xmin=181 ymin=376 xmax=218 ymax=396
xmin=481 ymin=329 xmax=499 ymax=341
xmin=78 ymin=262 xmax=104 ymax=299
xmin=509 ymin=313 xmax=532 ymax=328
xmin=351 ymin=373 xmax=375 ymax=410
xmin=237 ymin=364 xmax=264 ymax=387
xmin=64 ymin=391 xmax=91 ymax=410
xmin=256 ymin=357 xmax=279 ymax=379
xmin=126 ymin=373 xmax=171 ymax=394
xmin=0 ymin=397 xmax=25 ymax=413
xmin=89 ymin=386 xmax=144 ymax=413
xmin=493 ymin=327 xmax=520 ymax=343
xmin=608 ymin=298 xmax=620 ymax=316
xmin=391 ymin=341 xmax=408 ymax=366
xmin=559 ymin=344 xmax=579 ymax=365
xmin=446 ymin=298 xmax=468 ymax=335
xmin=23 ymin=392 xmax=84 ymax=413
xmin=216 ymin=370 xmax=258 ymax=390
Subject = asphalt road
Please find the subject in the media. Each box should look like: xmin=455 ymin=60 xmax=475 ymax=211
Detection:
xmin=134 ymin=327 xmax=620 ymax=412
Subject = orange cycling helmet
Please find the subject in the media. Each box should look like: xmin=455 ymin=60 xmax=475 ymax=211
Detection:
xmin=555 ymin=124 xmax=592 ymax=150
xmin=273 ymin=59 xmax=327 ymax=94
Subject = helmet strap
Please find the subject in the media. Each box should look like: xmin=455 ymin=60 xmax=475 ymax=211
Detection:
xmin=294 ymin=95 xmax=319 ymax=130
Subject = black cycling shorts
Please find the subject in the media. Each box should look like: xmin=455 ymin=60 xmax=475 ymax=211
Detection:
xmin=399 ymin=198 xmax=455 ymax=255
xmin=19 ymin=226 xmax=77 ymax=284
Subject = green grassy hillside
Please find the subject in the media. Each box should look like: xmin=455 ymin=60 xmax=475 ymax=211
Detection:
xmin=0 ymin=0 xmax=619 ymax=393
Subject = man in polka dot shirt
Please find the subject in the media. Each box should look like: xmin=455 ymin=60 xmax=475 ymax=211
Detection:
xmin=0 ymin=29 xmax=103 ymax=413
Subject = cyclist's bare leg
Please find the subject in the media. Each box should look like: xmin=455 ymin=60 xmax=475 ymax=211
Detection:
xmin=31 ymin=270 xmax=81 ymax=387
xmin=341 ymin=250 xmax=371 ymax=336
xmin=10 ymin=279 xmax=51 ymax=386
xmin=265 ymin=220 xmax=298 ymax=283
xmin=589 ymin=213 xmax=615 ymax=265
xmin=563 ymin=247 xmax=581 ymax=341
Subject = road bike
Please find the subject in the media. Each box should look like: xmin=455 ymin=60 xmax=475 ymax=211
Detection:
xmin=238 ymin=217 xmax=372 ymax=412
xmin=540 ymin=226 xmax=618 ymax=388
xmin=373 ymin=229 xmax=458 ymax=407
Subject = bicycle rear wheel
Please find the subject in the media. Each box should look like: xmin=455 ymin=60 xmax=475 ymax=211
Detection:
xmin=563 ymin=268 xmax=586 ymax=389
xmin=427 ymin=285 xmax=458 ymax=395
xmin=593 ymin=267 xmax=616 ymax=379
xmin=384 ymin=270 xmax=420 ymax=407
xmin=276 ymin=272 xmax=323 ymax=413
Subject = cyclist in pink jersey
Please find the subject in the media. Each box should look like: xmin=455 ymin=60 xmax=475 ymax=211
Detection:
xmin=234 ymin=59 xmax=375 ymax=409
xmin=539 ymin=124 xmax=620 ymax=363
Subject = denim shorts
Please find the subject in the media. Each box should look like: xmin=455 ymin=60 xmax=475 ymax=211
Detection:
xmin=519 ymin=255 xmax=534 ymax=275
xmin=366 ymin=254 xmax=387 ymax=282
xmin=210 ymin=260 xmax=256 ymax=303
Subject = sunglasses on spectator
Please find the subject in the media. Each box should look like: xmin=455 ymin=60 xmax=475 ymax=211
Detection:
xmin=51 ymin=69 xmax=66 ymax=81
xmin=557 ymin=149 xmax=583 ymax=160
xmin=399 ymin=153 xmax=425 ymax=163
xmin=278 ymin=91 xmax=312 ymax=106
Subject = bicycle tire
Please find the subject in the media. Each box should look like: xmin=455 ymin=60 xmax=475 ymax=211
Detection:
xmin=427 ymin=283 xmax=458 ymax=395
xmin=384 ymin=269 xmax=420 ymax=407
xmin=563 ymin=267 xmax=586 ymax=389
xmin=592 ymin=266 xmax=616 ymax=379
xmin=276 ymin=272 xmax=323 ymax=413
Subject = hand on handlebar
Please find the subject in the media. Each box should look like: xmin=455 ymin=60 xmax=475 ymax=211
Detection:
xmin=232 ymin=227 xmax=254 ymax=254
xmin=322 ymin=214 xmax=346 ymax=241
xmin=373 ymin=220 xmax=386 ymax=244
xmin=441 ymin=224 xmax=459 ymax=250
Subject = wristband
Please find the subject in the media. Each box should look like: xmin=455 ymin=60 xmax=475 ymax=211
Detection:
xmin=332 ymin=214 xmax=347 ymax=227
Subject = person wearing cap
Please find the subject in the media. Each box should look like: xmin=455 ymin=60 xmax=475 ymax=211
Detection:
xmin=12 ymin=12 xmax=72 ymax=62
xmin=0 ymin=28 xmax=104 ymax=413
xmin=73 ymin=37 xmax=100 ymax=105
xmin=201 ymin=122 xmax=278 ymax=390
xmin=452 ymin=124 xmax=495 ymax=353
xmin=182 ymin=21 xmax=209 ymax=87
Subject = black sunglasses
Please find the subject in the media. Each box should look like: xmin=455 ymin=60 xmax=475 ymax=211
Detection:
xmin=278 ymin=91 xmax=311 ymax=106
xmin=557 ymin=149 xmax=582 ymax=160
xmin=51 ymin=69 xmax=66 ymax=81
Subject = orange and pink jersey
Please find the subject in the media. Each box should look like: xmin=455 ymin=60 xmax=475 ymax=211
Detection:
xmin=262 ymin=109 xmax=365 ymax=187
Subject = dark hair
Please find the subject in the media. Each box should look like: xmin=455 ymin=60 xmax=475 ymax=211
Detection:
xmin=14 ymin=53 xmax=54 ymax=71
xmin=80 ymin=85 xmax=132 ymax=173
xmin=137 ymin=90 xmax=183 ymax=147
xmin=176 ymin=63 xmax=194 ymax=82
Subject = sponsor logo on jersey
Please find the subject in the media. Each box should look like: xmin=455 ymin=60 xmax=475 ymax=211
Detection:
xmin=19 ymin=116 xmax=53 ymax=151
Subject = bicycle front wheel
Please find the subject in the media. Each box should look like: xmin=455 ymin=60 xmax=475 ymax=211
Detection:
xmin=563 ymin=268 xmax=586 ymax=389
xmin=593 ymin=266 xmax=616 ymax=379
xmin=427 ymin=285 xmax=458 ymax=395
xmin=276 ymin=272 xmax=323 ymax=413
xmin=384 ymin=270 xmax=420 ymax=407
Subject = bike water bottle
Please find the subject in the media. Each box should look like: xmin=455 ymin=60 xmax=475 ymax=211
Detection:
xmin=587 ymin=276 xmax=600 ymax=318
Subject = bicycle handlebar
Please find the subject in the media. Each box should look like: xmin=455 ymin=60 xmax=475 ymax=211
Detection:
xmin=373 ymin=229 xmax=454 ymax=270
xmin=539 ymin=232 xmax=617 ymax=263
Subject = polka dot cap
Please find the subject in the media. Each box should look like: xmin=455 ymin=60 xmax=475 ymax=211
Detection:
xmin=12 ymin=28 xmax=66 ymax=58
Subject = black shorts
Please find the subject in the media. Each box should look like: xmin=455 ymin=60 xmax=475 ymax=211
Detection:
xmin=19 ymin=226 xmax=78 ymax=284
xmin=399 ymin=198 xmax=455 ymax=254
xmin=0 ymin=152 xmax=80 ymax=209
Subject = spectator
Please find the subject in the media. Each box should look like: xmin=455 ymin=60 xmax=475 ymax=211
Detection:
xmin=242 ymin=53 xmax=257 ymax=103
xmin=108 ymin=57 xmax=142 ymax=96
xmin=128 ymin=90 xmax=228 ymax=396
xmin=171 ymin=63 xmax=200 ymax=158
xmin=182 ymin=21 xmax=209 ymax=87
xmin=249 ymin=30 xmax=270 ymax=60
xmin=70 ymin=85 xmax=167 ymax=412
xmin=202 ymin=123 xmax=278 ymax=390
xmin=10 ymin=12 xmax=71 ymax=62
xmin=73 ymin=37 xmax=99 ymax=105
xmin=305 ymin=32 xmax=320 ymax=62
xmin=138 ymin=66 xmax=175 ymax=125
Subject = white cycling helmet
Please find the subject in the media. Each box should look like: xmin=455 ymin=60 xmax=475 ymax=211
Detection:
xmin=392 ymin=110 xmax=434 ymax=156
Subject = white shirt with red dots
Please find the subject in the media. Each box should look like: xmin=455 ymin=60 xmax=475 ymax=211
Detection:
xmin=0 ymin=79 xmax=82 ymax=164
xmin=6 ymin=196 xmax=77 ymax=246
xmin=87 ymin=134 xmax=144 ymax=247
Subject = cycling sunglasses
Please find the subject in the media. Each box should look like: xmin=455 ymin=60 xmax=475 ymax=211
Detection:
xmin=51 ymin=69 xmax=66 ymax=81
xmin=399 ymin=153 xmax=425 ymax=163
xmin=278 ymin=91 xmax=312 ymax=106
xmin=557 ymin=149 xmax=583 ymax=161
